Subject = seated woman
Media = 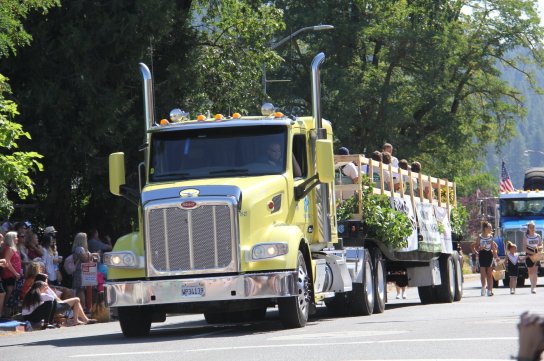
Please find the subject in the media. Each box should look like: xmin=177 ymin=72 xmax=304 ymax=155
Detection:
xmin=34 ymin=273 xmax=96 ymax=326
xmin=21 ymin=281 xmax=57 ymax=329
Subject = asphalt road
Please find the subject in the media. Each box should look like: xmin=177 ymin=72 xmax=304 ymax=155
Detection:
xmin=1 ymin=275 xmax=541 ymax=361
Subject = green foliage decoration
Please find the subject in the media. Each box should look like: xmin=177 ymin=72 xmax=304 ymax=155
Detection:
xmin=450 ymin=204 xmax=469 ymax=240
xmin=336 ymin=195 xmax=358 ymax=222
xmin=359 ymin=176 xmax=412 ymax=249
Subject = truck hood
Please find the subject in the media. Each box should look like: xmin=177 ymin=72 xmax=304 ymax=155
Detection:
xmin=140 ymin=175 xmax=287 ymax=207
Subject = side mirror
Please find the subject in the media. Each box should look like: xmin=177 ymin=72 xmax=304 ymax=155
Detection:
xmin=316 ymin=139 xmax=334 ymax=183
xmin=109 ymin=152 xmax=126 ymax=196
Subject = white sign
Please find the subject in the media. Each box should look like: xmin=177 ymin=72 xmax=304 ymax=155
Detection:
xmin=434 ymin=205 xmax=453 ymax=253
xmin=81 ymin=262 xmax=98 ymax=286
xmin=415 ymin=203 xmax=441 ymax=252
xmin=390 ymin=197 xmax=418 ymax=251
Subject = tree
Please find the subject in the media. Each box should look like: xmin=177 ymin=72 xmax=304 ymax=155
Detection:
xmin=1 ymin=1 xmax=283 ymax=238
xmin=0 ymin=0 xmax=58 ymax=219
xmin=270 ymin=0 xmax=544 ymax=183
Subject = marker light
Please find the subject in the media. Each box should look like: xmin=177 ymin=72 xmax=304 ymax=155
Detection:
xmin=197 ymin=114 xmax=206 ymax=121
xmin=267 ymin=201 xmax=275 ymax=210
xmin=160 ymin=119 xmax=169 ymax=125
xmin=274 ymin=112 xmax=284 ymax=118
xmin=251 ymin=243 xmax=288 ymax=260
xmin=214 ymin=114 xmax=223 ymax=120
xmin=232 ymin=112 xmax=241 ymax=119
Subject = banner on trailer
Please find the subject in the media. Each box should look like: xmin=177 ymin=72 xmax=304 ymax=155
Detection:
xmin=415 ymin=203 xmax=441 ymax=252
xmin=434 ymin=205 xmax=453 ymax=253
xmin=390 ymin=197 xmax=418 ymax=251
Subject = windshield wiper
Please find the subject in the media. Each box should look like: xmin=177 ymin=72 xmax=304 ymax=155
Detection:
xmin=154 ymin=172 xmax=190 ymax=179
xmin=209 ymin=168 xmax=249 ymax=175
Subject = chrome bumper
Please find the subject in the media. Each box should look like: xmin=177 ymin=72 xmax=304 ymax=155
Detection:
xmin=105 ymin=271 xmax=297 ymax=307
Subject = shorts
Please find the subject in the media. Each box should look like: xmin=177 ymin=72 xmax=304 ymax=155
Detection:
xmin=0 ymin=281 xmax=4 ymax=293
xmin=526 ymin=256 xmax=536 ymax=268
xmin=478 ymin=250 xmax=493 ymax=268
xmin=507 ymin=262 xmax=519 ymax=277
xmin=2 ymin=277 xmax=16 ymax=288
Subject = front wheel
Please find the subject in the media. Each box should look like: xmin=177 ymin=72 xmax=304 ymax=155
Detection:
xmin=118 ymin=306 xmax=152 ymax=337
xmin=453 ymin=252 xmax=463 ymax=302
xmin=278 ymin=251 xmax=309 ymax=328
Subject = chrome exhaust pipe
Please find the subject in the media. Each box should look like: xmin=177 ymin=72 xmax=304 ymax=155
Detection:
xmin=311 ymin=52 xmax=325 ymax=137
xmin=139 ymin=63 xmax=155 ymax=132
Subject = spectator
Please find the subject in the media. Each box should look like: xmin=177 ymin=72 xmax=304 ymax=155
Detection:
xmin=25 ymin=231 xmax=43 ymax=260
xmin=21 ymin=280 xmax=57 ymax=329
xmin=0 ymin=258 xmax=6 ymax=317
xmin=16 ymin=233 xmax=31 ymax=275
xmin=41 ymin=234 xmax=59 ymax=286
xmin=517 ymin=312 xmax=544 ymax=361
xmin=34 ymin=273 xmax=96 ymax=326
xmin=71 ymin=232 xmax=97 ymax=311
xmin=87 ymin=229 xmax=112 ymax=255
xmin=382 ymin=143 xmax=399 ymax=168
xmin=0 ymin=231 xmax=23 ymax=317
xmin=336 ymin=147 xmax=359 ymax=184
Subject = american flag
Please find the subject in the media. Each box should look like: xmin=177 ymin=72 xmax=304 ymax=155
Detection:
xmin=500 ymin=161 xmax=515 ymax=192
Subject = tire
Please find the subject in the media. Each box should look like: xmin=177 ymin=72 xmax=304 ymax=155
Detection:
xmin=278 ymin=251 xmax=309 ymax=328
xmin=118 ymin=306 xmax=152 ymax=337
xmin=453 ymin=252 xmax=463 ymax=302
xmin=350 ymin=249 xmax=374 ymax=316
xmin=524 ymin=168 xmax=544 ymax=191
xmin=517 ymin=277 xmax=525 ymax=287
xmin=372 ymin=250 xmax=386 ymax=314
xmin=435 ymin=255 xmax=455 ymax=303
xmin=418 ymin=286 xmax=434 ymax=304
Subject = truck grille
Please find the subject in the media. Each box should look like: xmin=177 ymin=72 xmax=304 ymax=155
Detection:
xmin=146 ymin=202 xmax=237 ymax=276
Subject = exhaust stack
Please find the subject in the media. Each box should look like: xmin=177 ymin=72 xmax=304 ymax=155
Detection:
xmin=139 ymin=63 xmax=155 ymax=133
xmin=310 ymin=52 xmax=332 ymax=244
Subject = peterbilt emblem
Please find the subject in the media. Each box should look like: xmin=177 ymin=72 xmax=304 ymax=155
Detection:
xmin=180 ymin=189 xmax=200 ymax=197
xmin=180 ymin=201 xmax=197 ymax=209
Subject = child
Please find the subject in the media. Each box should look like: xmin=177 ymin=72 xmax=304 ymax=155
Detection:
xmin=506 ymin=242 xmax=519 ymax=294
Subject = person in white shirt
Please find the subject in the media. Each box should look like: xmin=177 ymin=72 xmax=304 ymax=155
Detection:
xmin=337 ymin=147 xmax=359 ymax=184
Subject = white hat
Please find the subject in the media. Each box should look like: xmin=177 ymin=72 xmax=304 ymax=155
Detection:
xmin=527 ymin=221 xmax=536 ymax=226
xmin=44 ymin=226 xmax=57 ymax=235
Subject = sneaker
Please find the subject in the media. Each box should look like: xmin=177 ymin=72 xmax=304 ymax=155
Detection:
xmin=487 ymin=290 xmax=493 ymax=297
xmin=396 ymin=294 xmax=400 ymax=299
xmin=402 ymin=294 xmax=407 ymax=299
xmin=531 ymin=288 xmax=537 ymax=294
xmin=481 ymin=288 xmax=485 ymax=296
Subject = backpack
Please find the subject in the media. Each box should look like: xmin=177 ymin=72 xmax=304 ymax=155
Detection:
xmin=63 ymin=254 xmax=76 ymax=275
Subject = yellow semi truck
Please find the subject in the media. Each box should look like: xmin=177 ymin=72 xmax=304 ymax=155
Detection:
xmin=104 ymin=53 xmax=462 ymax=337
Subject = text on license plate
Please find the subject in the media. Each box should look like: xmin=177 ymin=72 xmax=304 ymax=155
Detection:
xmin=181 ymin=284 xmax=205 ymax=297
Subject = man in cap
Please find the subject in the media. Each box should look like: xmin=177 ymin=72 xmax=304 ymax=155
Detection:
xmin=337 ymin=147 xmax=359 ymax=184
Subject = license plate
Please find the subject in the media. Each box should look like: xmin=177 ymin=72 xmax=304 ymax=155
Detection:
xmin=181 ymin=284 xmax=205 ymax=297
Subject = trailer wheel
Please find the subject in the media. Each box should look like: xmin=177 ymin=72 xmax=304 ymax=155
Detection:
xmin=118 ymin=306 xmax=152 ymax=337
xmin=278 ymin=251 xmax=309 ymax=328
xmin=372 ymin=250 xmax=386 ymax=314
xmin=418 ymin=286 xmax=434 ymax=304
xmin=350 ymin=249 xmax=374 ymax=316
xmin=435 ymin=255 xmax=455 ymax=303
xmin=453 ymin=252 xmax=463 ymax=301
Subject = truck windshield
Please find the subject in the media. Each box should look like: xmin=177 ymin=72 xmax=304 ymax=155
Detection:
xmin=500 ymin=198 xmax=544 ymax=217
xmin=149 ymin=125 xmax=287 ymax=182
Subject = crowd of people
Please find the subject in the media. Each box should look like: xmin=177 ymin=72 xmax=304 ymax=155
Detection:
xmin=336 ymin=143 xmax=431 ymax=198
xmin=0 ymin=221 xmax=112 ymax=330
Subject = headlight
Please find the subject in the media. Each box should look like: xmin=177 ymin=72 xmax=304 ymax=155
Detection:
xmin=103 ymin=251 xmax=143 ymax=268
xmin=251 ymin=243 xmax=288 ymax=260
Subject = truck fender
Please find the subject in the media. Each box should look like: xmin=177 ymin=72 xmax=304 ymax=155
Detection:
xmin=108 ymin=232 xmax=145 ymax=280
xmin=265 ymin=225 xmax=307 ymax=270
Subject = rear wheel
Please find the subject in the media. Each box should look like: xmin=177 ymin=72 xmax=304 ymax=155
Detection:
xmin=372 ymin=250 xmax=386 ymax=314
xmin=435 ymin=255 xmax=455 ymax=303
xmin=350 ymin=249 xmax=374 ymax=316
xmin=453 ymin=252 xmax=463 ymax=301
xmin=278 ymin=251 xmax=309 ymax=328
xmin=118 ymin=306 xmax=152 ymax=337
